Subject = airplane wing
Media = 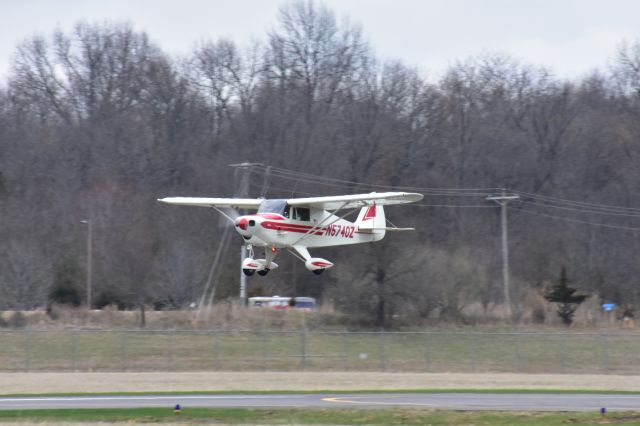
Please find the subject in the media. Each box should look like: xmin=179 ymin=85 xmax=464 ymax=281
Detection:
xmin=157 ymin=197 xmax=263 ymax=209
xmin=287 ymin=192 xmax=423 ymax=210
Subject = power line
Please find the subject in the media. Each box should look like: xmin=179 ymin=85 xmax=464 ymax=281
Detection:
xmin=250 ymin=182 xmax=495 ymax=208
xmin=252 ymin=165 xmax=498 ymax=195
xmin=254 ymin=165 xmax=640 ymax=218
xmin=513 ymin=206 xmax=640 ymax=232
xmin=248 ymin=165 xmax=640 ymax=231
xmin=513 ymin=190 xmax=640 ymax=214
xmin=516 ymin=199 xmax=640 ymax=218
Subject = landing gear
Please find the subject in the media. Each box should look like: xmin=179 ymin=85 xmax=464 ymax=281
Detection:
xmin=312 ymin=269 xmax=324 ymax=275
xmin=242 ymin=245 xmax=278 ymax=277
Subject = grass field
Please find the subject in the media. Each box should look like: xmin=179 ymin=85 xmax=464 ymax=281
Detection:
xmin=1 ymin=329 xmax=639 ymax=374
xmin=0 ymin=407 xmax=639 ymax=425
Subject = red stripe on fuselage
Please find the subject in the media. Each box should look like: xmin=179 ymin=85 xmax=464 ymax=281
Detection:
xmin=261 ymin=221 xmax=324 ymax=235
xmin=261 ymin=221 xmax=316 ymax=230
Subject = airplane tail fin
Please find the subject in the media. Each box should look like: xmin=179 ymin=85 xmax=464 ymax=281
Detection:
xmin=355 ymin=203 xmax=386 ymax=240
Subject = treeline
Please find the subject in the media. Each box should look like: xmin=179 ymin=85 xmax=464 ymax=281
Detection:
xmin=2 ymin=1 xmax=640 ymax=327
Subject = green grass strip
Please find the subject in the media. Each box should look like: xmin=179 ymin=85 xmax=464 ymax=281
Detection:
xmin=0 ymin=407 xmax=639 ymax=425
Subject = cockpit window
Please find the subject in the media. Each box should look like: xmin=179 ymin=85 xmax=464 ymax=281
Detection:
xmin=292 ymin=207 xmax=310 ymax=221
xmin=257 ymin=200 xmax=309 ymax=220
xmin=258 ymin=199 xmax=288 ymax=215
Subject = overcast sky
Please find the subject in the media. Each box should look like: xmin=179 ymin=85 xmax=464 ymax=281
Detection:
xmin=1 ymin=0 xmax=639 ymax=81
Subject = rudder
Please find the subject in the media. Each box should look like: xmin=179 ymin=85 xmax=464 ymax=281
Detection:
xmin=355 ymin=203 xmax=386 ymax=239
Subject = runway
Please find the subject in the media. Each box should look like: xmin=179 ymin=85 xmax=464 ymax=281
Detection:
xmin=1 ymin=393 xmax=639 ymax=412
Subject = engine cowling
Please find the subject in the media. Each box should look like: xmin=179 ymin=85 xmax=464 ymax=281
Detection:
xmin=235 ymin=216 xmax=259 ymax=240
xmin=305 ymin=258 xmax=334 ymax=272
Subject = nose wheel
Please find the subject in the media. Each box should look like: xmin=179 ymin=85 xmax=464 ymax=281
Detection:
xmin=242 ymin=245 xmax=277 ymax=277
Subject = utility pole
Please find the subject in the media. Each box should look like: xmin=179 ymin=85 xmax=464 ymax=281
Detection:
xmin=486 ymin=189 xmax=520 ymax=320
xmin=259 ymin=165 xmax=272 ymax=198
xmin=229 ymin=162 xmax=264 ymax=306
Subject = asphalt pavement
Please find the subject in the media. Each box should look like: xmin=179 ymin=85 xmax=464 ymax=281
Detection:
xmin=1 ymin=393 xmax=639 ymax=411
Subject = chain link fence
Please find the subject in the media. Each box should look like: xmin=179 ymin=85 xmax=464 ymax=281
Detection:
xmin=1 ymin=329 xmax=638 ymax=374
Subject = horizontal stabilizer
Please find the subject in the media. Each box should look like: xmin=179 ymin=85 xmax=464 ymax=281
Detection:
xmin=358 ymin=227 xmax=414 ymax=233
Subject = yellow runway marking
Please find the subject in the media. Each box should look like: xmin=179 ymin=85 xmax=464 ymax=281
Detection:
xmin=322 ymin=396 xmax=397 ymax=405
xmin=322 ymin=397 xmax=349 ymax=403
xmin=322 ymin=396 xmax=436 ymax=407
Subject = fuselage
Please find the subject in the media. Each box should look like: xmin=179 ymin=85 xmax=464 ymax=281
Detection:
xmin=234 ymin=199 xmax=382 ymax=248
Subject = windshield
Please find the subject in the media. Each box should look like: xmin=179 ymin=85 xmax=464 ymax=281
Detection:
xmin=258 ymin=199 xmax=288 ymax=215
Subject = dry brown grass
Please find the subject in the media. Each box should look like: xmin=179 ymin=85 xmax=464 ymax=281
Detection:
xmin=1 ymin=371 xmax=639 ymax=394
xmin=1 ymin=304 xmax=336 ymax=331
xmin=2 ymin=301 xmax=633 ymax=331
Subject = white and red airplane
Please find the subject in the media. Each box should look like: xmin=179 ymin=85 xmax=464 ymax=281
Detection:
xmin=158 ymin=192 xmax=423 ymax=276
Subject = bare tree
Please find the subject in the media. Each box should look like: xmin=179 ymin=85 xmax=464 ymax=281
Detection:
xmin=0 ymin=241 xmax=52 ymax=310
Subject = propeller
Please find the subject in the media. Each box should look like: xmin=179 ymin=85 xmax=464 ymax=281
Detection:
xmin=215 ymin=207 xmax=241 ymax=228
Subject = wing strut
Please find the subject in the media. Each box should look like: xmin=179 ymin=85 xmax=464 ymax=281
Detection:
xmin=290 ymin=203 xmax=360 ymax=246
xmin=288 ymin=245 xmax=311 ymax=261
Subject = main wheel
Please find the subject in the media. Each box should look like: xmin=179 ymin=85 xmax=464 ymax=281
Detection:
xmin=242 ymin=268 xmax=255 ymax=276
xmin=257 ymin=268 xmax=270 ymax=276
xmin=312 ymin=269 xmax=324 ymax=275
